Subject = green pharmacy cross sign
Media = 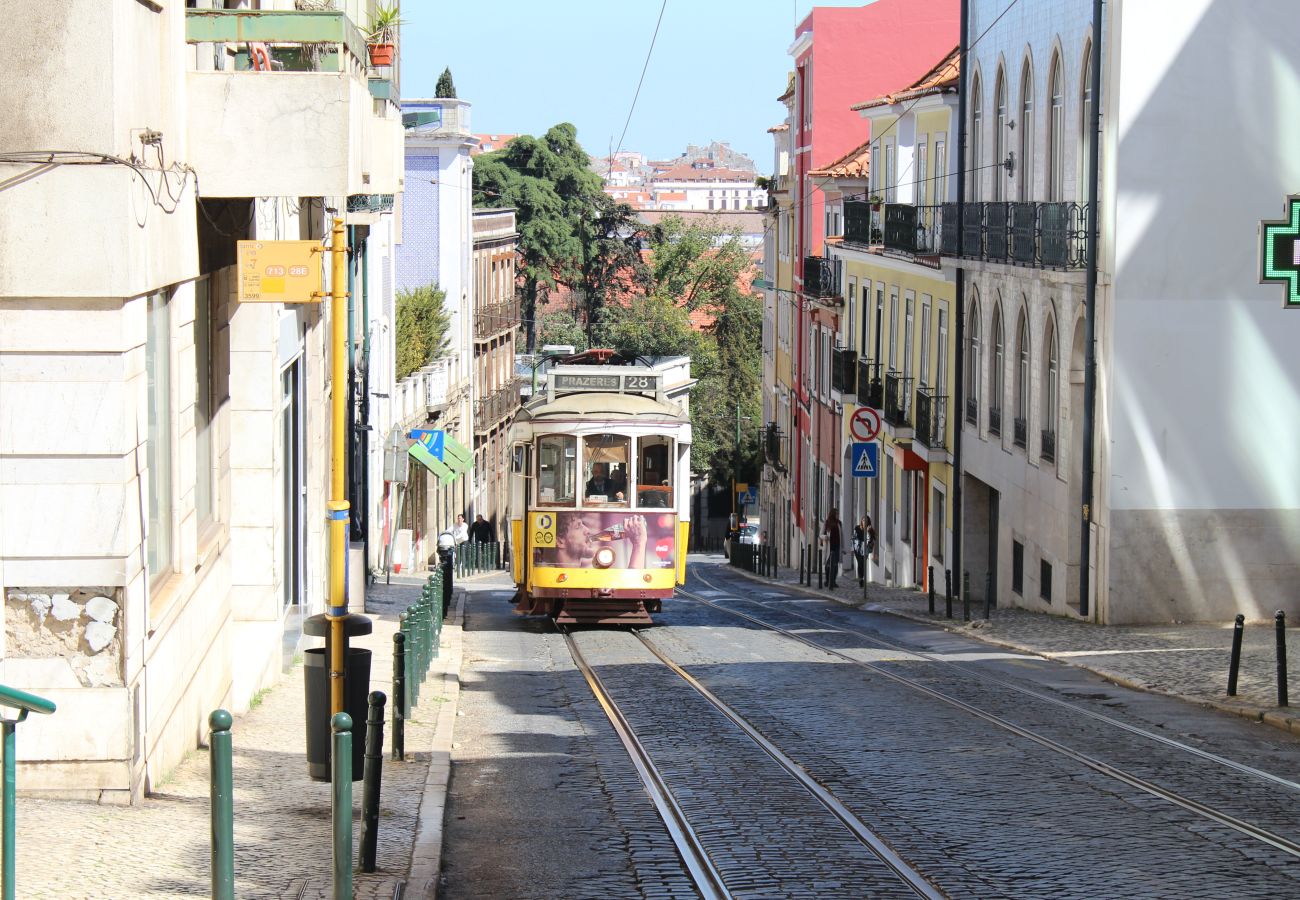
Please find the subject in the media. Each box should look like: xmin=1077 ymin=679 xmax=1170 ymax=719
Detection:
xmin=1260 ymin=195 xmax=1300 ymax=308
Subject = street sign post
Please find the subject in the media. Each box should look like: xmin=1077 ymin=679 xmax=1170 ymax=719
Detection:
xmin=851 ymin=442 xmax=878 ymax=478
xmin=849 ymin=406 xmax=882 ymax=442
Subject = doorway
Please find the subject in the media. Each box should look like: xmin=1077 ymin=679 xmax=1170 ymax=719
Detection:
xmin=280 ymin=358 xmax=305 ymax=668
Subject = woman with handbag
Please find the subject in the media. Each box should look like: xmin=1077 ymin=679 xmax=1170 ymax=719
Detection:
xmin=821 ymin=508 xmax=843 ymax=590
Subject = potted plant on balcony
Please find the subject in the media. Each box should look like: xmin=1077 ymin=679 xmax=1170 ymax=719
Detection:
xmin=869 ymin=194 xmax=884 ymax=211
xmin=366 ymin=3 xmax=404 ymax=67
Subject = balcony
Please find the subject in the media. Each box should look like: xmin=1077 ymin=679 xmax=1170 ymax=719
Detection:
xmin=475 ymin=300 xmax=520 ymax=340
xmin=185 ymin=8 xmax=400 ymax=198
xmin=914 ymin=388 xmax=948 ymax=457
xmin=803 ymin=256 xmax=841 ymax=303
xmin=474 ymin=380 xmax=521 ymax=433
xmin=1041 ymin=429 xmax=1057 ymax=463
xmin=883 ymin=371 xmax=913 ymax=432
xmin=831 ymin=348 xmax=857 ymax=395
xmin=843 ymin=200 xmax=945 ymax=266
xmin=843 ymin=199 xmax=882 ymax=247
xmin=989 ymin=406 xmax=1002 ymax=437
xmin=965 ymin=396 xmax=978 ymax=426
xmin=1013 ymin=416 xmax=1028 ymax=448
xmin=856 ymin=359 xmax=883 ymax=409
xmin=764 ymin=423 xmax=787 ymax=472
xmin=943 ymin=201 xmax=1089 ymax=269
xmin=402 ymin=98 xmax=473 ymax=141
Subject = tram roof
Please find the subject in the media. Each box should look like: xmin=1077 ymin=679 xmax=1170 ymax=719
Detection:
xmin=516 ymin=390 xmax=689 ymax=424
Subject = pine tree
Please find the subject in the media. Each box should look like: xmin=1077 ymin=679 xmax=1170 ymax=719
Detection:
xmin=435 ymin=68 xmax=456 ymax=98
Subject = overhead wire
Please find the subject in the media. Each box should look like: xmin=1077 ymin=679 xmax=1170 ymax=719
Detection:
xmin=613 ymin=0 xmax=669 ymax=162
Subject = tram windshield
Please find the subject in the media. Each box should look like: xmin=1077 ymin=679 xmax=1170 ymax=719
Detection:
xmin=536 ymin=434 xmax=576 ymax=506
xmin=582 ymin=434 xmax=631 ymax=506
xmin=637 ymin=436 xmax=674 ymax=508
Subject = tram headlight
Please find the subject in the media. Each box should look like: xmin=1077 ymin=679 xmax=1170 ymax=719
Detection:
xmin=592 ymin=547 xmax=617 ymax=569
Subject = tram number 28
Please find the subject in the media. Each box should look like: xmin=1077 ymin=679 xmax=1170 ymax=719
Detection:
xmin=531 ymin=513 xmax=556 ymax=547
xmin=624 ymin=374 xmax=655 ymax=390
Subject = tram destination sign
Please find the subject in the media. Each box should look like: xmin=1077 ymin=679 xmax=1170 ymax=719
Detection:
xmin=552 ymin=372 xmax=661 ymax=393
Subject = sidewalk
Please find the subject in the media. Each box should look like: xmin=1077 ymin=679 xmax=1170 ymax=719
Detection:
xmin=714 ymin=555 xmax=1300 ymax=737
xmin=15 ymin=574 xmax=464 ymax=899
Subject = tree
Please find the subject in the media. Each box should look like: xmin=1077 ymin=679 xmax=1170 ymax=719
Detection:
xmin=394 ymin=283 xmax=452 ymax=380
xmin=435 ymin=67 xmax=456 ymax=98
xmin=577 ymin=194 xmax=651 ymax=340
xmin=536 ymin=310 xmax=588 ymax=352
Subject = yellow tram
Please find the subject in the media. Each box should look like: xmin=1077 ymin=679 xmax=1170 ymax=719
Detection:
xmin=508 ymin=351 xmax=694 ymax=625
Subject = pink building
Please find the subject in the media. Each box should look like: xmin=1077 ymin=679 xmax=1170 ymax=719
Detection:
xmin=787 ymin=0 xmax=959 ymax=539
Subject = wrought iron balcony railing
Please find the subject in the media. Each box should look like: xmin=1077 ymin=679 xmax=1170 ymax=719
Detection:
xmin=843 ymin=199 xmax=882 ymax=246
xmin=1041 ymin=429 xmax=1056 ymax=463
xmin=803 ymin=255 xmax=841 ymax=300
xmin=844 ymin=200 xmax=946 ymax=260
xmin=942 ymin=201 xmax=1089 ymax=269
xmin=914 ymin=388 xmax=947 ymax=451
xmin=1013 ymin=416 xmax=1028 ymax=448
xmin=831 ymin=347 xmax=858 ymax=394
xmin=883 ymin=371 xmax=913 ymax=428
xmin=857 ymin=359 xmax=883 ymax=409
xmin=474 ymin=300 xmax=520 ymax=339
xmin=965 ymin=396 xmax=978 ymax=425
xmin=474 ymin=380 xmax=521 ymax=432
xmin=989 ymin=406 xmax=1002 ymax=436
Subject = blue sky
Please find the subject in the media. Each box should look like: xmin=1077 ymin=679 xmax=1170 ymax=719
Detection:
xmin=400 ymin=0 xmax=870 ymax=168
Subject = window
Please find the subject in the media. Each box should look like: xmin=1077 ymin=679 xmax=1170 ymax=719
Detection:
xmin=537 ymin=434 xmax=577 ymax=506
xmin=884 ymin=461 xmax=894 ymax=545
xmin=194 ymin=278 xmax=215 ymax=529
xmin=937 ymin=304 xmax=949 ymax=398
xmin=1019 ymin=61 xmax=1034 ymax=201
xmin=900 ymin=469 xmax=912 ymax=545
xmin=1012 ymin=539 xmax=1024 ymax=594
xmin=931 ymin=487 xmax=945 ymax=561
xmin=916 ymin=140 xmax=929 ymax=205
xmin=871 ymin=144 xmax=881 ymax=196
xmin=1048 ymin=52 xmax=1064 ymax=200
xmin=1015 ymin=310 xmax=1029 ymax=448
xmin=1041 ymin=558 xmax=1053 ymax=602
xmin=637 ymin=436 xmax=674 ymax=508
xmin=919 ymin=299 xmax=932 ymax=387
xmin=146 ymin=290 xmax=173 ymax=582
xmin=860 ymin=283 xmax=871 ymax=355
xmin=966 ymin=296 xmax=981 ymax=422
xmin=1043 ymin=315 xmax=1058 ymax=459
xmin=970 ymin=74 xmax=983 ymax=201
xmin=1080 ymin=40 xmax=1094 ymax=198
xmin=933 ymin=136 xmax=947 ymax=203
xmin=583 ymin=434 xmax=631 ymax=506
xmin=994 ymin=70 xmax=1007 ymax=201
xmin=884 ymin=142 xmax=896 ymax=201
xmin=821 ymin=329 xmax=831 ymax=398
xmin=888 ymin=289 xmax=899 ymax=371
xmin=903 ymin=292 xmax=915 ymax=384
xmin=990 ymin=303 xmax=1004 ymax=432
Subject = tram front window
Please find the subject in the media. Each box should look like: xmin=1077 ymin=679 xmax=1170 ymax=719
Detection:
xmin=637 ymin=436 xmax=674 ymax=508
xmin=583 ymin=434 xmax=630 ymax=506
xmin=537 ymin=435 xmax=576 ymax=506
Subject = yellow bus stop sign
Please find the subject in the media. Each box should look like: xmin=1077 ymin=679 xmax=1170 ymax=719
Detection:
xmin=237 ymin=240 xmax=324 ymax=303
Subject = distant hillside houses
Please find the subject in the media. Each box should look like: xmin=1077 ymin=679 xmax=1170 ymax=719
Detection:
xmin=594 ymin=141 xmax=768 ymax=212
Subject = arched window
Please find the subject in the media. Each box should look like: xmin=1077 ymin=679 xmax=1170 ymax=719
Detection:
xmin=1079 ymin=39 xmax=1094 ymax=198
xmin=1042 ymin=315 xmax=1058 ymax=460
xmin=993 ymin=69 xmax=1007 ymax=201
xmin=990 ymin=303 xmax=1004 ymax=435
xmin=1015 ymin=309 xmax=1029 ymax=448
xmin=1019 ymin=61 xmax=1034 ymax=201
xmin=1048 ymin=52 xmax=1064 ymax=200
xmin=970 ymin=73 xmax=983 ymax=202
xmin=966 ymin=294 xmax=982 ymax=425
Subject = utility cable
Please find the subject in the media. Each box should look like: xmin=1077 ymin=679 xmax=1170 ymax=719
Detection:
xmin=614 ymin=0 xmax=668 ymax=161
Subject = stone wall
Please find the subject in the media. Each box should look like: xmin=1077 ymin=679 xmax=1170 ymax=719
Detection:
xmin=4 ymin=587 xmax=122 ymax=687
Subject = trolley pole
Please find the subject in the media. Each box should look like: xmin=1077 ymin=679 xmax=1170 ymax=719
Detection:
xmin=327 ymin=217 xmax=350 ymax=715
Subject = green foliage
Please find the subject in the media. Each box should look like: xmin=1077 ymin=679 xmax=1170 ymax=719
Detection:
xmin=435 ymin=67 xmax=456 ymax=98
xmin=537 ymin=311 xmax=588 ymax=352
xmin=395 ymin=283 xmax=452 ymax=380
xmin=367 ymin=3 xmax=405 ymax=43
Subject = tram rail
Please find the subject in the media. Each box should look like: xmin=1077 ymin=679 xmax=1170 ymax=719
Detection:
xmin=680 ymin=570 xmax=1300 ymax=861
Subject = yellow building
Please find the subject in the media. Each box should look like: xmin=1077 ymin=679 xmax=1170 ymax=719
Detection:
xmin=820 ymin=49 xmax=960 ymax=590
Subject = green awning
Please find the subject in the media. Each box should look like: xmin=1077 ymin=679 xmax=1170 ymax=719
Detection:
xmin=441 ymin=433 xmax=474 ymax=474
xmin=408 ymin=441 xmax=456 ymax=484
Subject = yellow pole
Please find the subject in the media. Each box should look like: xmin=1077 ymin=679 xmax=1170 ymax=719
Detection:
xmin=328 ymin=218 xmax=350 ymax=716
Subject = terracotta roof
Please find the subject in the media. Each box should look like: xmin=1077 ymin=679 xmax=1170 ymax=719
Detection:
xmin=851 ymin=46 xmax=960 ymax=111
xmin=776 ymin=71 xmax=795 ymax=102
xmin=767 ymin=123 xmax=790 ymax=134
xmin=650 ymin=165 xmax=756 ymax=183
xmin=809 ymin=138 xmax=871 ymax=179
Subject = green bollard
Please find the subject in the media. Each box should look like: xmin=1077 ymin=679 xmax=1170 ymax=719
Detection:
xmin=331 ymin=712 xmax=353 ymax=900
xmin=0 ymin=683 xmax=56 ymax=900
xmin=209 ymin=709 xmax=235 ymax=900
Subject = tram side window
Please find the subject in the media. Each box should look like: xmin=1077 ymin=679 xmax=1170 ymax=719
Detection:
xmin=537 ymin=435 xmax=576 ymax=506
xmin=638 ymin=436 xmax=674 ymax=508
xmin=583 ymin=434 xmax=631 ymax=506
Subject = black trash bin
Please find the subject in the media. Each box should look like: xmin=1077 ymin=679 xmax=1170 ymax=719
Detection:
xmin=303 ymin=612 xmax=372 ymax=782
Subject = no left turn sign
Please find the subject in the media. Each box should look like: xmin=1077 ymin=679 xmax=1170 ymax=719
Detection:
xmin=849 ymin=406 xmax=881 ymax=442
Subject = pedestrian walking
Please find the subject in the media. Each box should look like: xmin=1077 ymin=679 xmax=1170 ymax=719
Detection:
xmin=822 ymin=507 xmax=843 ymax=590
xmin=852 ymin=518 xmax=867 ymax=587
xmin=470 ymin=514 xmax=494 ymax=543
xmin=453 ymin=514 xmax=470 ymax=548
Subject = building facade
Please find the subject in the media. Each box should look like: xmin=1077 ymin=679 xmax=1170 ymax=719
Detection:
xmin=0 ymin=0 xmax=403 ymax=798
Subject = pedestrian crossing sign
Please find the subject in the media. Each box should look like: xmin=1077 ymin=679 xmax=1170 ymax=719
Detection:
xmin=851 ymin=442 xmax=878 ymax=478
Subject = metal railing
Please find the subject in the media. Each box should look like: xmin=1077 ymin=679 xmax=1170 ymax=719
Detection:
xmin=1041 ymin=428 xmax=1056 ymax=463
xmin=844 ymin=199 xmax=882 ymax=246
xmin=857 ymin=359 xmax=883 ymax=409
xmin=185 ymin=8 xmax=369 ymax=74
xmin=989 ymin=406 xmax=1002 ymax=436
xmin=965 ymin=396 xmax=978 ymax=425
xmin=803 ymin=255 xmax=841 ymax=300
xmin=914 ymin=389 xmax=947 ymax=451
xmin=474 ymin=300 xmax=520 ymax=339
xmin=456 ymin=540 xmax=504 ymax=577
xmin=0 ymin=684 xmax=56 ymax=900
xmin=943 ymin=201 xmax=1089 ymax=269
xmin=883 ymin=371 xmax=913 ymax=428
xmin=1013 ymin=416 xmax=1028 ymax=448
xmin=474 ymin=382 xmax=520 ymax=432
xmin=831 ymin=347 xmax=858 ymax=394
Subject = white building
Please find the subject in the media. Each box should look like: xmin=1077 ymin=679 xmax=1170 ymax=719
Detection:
xmin=649 ymin=162 xmax=768 ymax=212
xmin=0 ymin=0 xmax=402 ymax=799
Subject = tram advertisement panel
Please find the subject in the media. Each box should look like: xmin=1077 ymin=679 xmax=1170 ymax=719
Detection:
xmin=529 ymin=510 xmax=677 ymax=570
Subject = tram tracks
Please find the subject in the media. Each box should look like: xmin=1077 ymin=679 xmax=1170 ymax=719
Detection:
xmin=681 ymin=570 xmax=1300 ymax=862
xmin=561 ymin=625 xmax=945 ymax=899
